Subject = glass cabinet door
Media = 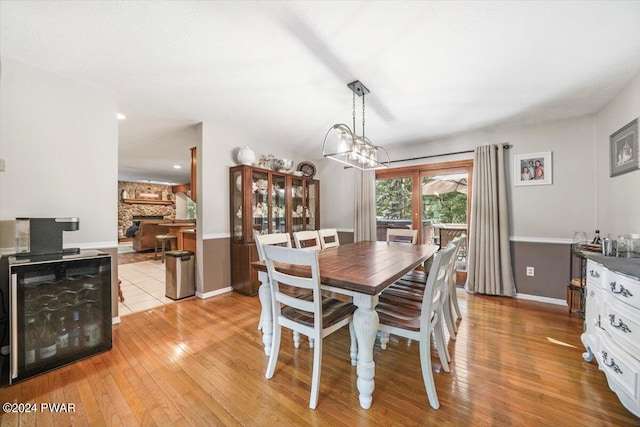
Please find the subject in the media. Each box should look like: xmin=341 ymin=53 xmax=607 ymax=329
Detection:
xmin=252 ymin=170 xmax=270 ymax=240
xmin=272 ymin=174 xmax=287 ymax=234
xmin=231 ymin=169 xmax=244 ymax=240
xmin=291 ymin=178 xmax=304 ymax=232
xmin=306 ymin=180 xmax=318 ymax=231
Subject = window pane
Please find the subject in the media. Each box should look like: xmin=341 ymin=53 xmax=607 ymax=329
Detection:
xmin=422 ymin=173 xmax=467 ymax=245
xmin=375 ymin=177 xmax=413 ymax=241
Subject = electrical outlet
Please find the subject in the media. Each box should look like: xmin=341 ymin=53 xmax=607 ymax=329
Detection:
xmin=526 ymin=267 xmax=535 ymax=277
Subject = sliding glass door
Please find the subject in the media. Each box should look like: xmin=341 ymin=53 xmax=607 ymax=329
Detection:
xmin=375 ymin=160 xmax=473 ymax=245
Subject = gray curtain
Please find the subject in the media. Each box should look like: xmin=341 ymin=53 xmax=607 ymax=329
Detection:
xmin=466 ymin=144 xmax=516 ymax=296
xmin=353 ymin=169 xmax=376 ymax=242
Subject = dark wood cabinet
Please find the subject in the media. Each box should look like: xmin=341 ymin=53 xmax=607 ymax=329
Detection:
xmin=229 ymin=165 xmax=320 ymax=295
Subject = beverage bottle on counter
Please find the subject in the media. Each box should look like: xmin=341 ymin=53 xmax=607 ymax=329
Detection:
xmin=56 ymin=314 xmax=70 ymax=354
xmin=39 ymin=312 xmax=58 ymax=360
xmin=69 ymin=309 xmax=82 ymax=349
xmin=83 ymin=304 xmax=101 ymax=347
xmin=592 ymin=230 xmax=601 ymax=245
xmin=24 ymin=315 xmax=39 ymax=366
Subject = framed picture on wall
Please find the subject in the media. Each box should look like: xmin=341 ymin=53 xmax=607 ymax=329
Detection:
xmin=610 ymin=118 xmax=639 ymax=177
xmin=513 ymin=151 xmax=552 ymax=186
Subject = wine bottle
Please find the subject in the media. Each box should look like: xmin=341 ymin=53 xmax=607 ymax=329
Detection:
xmin=69 ymin=310 xmax=82 ymax=349
xmin=24 ymin=315 xmax=38 ymax=365
xmin=38 ymin=312 xmax=57 ymax=360
xmin=592 ymin=230 xmax=601 ymax=245
xmin=83 ymin=304 xmax=101 ymax=348
xmin=56 ymin=315 xmax=70 ymax=354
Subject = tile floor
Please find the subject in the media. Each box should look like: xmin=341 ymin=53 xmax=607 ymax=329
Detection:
xmin=117 ymin=259 xmax=175 ymax=316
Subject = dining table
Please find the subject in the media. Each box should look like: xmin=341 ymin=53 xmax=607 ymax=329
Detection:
xmin=251 ymin=240 xmax=439 ymax=409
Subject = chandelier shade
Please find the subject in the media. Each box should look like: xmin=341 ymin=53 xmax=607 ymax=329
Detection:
xmin=322 ymin=124 xmax=390 ymax=170
xmin=322 ymin=80 xmax=390 ymax=170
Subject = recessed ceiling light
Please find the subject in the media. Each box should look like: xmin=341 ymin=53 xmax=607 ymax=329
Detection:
xmin=173 ymin=165 xmax=182 ymax=169
xmin=117 ymin=113 xmax=126 ymax=120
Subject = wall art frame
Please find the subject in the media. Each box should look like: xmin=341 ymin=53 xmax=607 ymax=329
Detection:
xmin=513 ymin=151 xmax=552 ymax=186
xmin=610 ymin=118 xmax=639 ymax=177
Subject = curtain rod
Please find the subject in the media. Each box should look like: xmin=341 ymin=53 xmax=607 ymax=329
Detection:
xmin=389 ymin=143 xmax=511 ymax=165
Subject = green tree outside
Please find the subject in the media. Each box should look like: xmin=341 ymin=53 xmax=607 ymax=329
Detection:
xmin=376 ymin=177 xmax=467 ymax=223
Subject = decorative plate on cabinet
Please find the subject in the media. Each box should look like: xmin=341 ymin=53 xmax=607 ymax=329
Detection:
xmin=297 ymin=161 xmax=316 ymax=178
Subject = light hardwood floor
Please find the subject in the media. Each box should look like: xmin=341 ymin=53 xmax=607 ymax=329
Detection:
xmin=1 ymin=289 xmax=638 ymax=426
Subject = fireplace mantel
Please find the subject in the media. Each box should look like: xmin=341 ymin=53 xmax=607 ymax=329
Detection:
xmin=123 ymin=198 xmax=173 ymax=205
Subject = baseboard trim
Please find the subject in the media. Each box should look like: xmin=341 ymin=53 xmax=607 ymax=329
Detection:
xmin=516 ymin=293 xmax=567 ymax=306
xmin=197 ymin=286 xmax=232 ymax=299
xmin=112 ymin=316 xmax=121 ymax=325
xmin=203 ymin=233 xmax=231 ymax=240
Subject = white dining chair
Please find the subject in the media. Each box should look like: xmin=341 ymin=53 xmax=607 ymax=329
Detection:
xmin=318 ymin=228 xmax=340 ymax=249
xmin=376 ymin=244 xmax=456 ymax=409
xmin=255 ymin=233 xmax=293 ymax=332
xmin=449 ymin=237 xmax=466 ymax=324
xmin=263 ymin=245 xmax=357 ymax=409
xmin=386 ymin=228 xmax=418 ymax=244
xmin=442 ymin=235 xmax=466 ymax=340
xmin=293 ymin=230 xmax=321 ymax=250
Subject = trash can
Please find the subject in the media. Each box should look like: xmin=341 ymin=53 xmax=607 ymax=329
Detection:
xmin=165 ymin=250 xmax=195 ymax=300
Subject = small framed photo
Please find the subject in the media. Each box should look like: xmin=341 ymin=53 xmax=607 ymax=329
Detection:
xmin=610 ymin=118 xmax=639 ymax=177
xmin=513 ymin=151 xmax=552 ymax=186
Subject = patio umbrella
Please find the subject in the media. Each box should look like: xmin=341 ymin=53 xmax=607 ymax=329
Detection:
xmin=421 ymin=176 xmax=468 ymax=196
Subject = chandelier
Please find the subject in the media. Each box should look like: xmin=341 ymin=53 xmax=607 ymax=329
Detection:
xmin=322 ymin=80 xmax=390 ymax=170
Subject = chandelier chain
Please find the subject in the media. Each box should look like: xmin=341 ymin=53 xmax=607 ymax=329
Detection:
xmin=362 ymin=93 xmax=366 ymax=140
xmin=352 ymin=92 xmax=356 ymax=133
xmin=321 ymin=80 xmax=389 ymax=170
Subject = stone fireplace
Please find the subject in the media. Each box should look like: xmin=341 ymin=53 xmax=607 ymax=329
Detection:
xmin=118 ymin=181 xmax=176 ymax=237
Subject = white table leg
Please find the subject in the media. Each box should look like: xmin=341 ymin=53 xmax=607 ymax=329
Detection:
xmin=352 ymin=293 xmax=379 ymax=409
xmin=257 ymin=271 xmax=272 ymax=356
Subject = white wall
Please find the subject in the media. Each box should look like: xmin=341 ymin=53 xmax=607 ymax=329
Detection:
xmin=0 ymin=58 xmax=118 ymax=248
xmin=595 ymin=72 xmax=640 ymax=238
xmin=174 ymin=193 xmax=188 ymax=219
xmin=315 ymin=158 xmax=355 ymax=230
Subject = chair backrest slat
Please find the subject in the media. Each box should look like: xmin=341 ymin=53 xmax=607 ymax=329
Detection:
xmin=318 ymin=228 xmax=340 ymax=249
xmin=293 ymin=230 xmax=321 ymax=250
xmin=255 ymin=233 xmax=292 ymax=261
xmin=387 ymin=228 xmax=418 ymax=244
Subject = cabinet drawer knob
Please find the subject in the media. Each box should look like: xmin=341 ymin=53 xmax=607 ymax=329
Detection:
xmin=608 ymin=314 xmax=632 ymax=333
xmin=610 ymin=282 xmax=633 ymax=297
xmin=601 ymin=351 xmax=623 ymax=374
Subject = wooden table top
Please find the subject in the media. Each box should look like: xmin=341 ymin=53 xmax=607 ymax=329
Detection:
xmin=164 ymin=223 xmax=196 ymax=228
xmin=252 ymin=240 xmax=439 ymax=295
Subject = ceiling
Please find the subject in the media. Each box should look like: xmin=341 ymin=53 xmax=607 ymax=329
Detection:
xmin=2 ymin=1 xmax=640 ymax=184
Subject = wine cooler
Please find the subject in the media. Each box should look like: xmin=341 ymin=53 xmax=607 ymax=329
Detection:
xmin=7 ymin=250 xmax=112 ymax=384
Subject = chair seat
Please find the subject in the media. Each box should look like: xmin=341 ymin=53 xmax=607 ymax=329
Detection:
xmin=377 ymin=309 xmax=422 ymax=332
xmin=382 ymin=286 xmax=424 ymax=303
xmin=402 ymin=269 xmax=428 ymax=283
xmin=155 ymin=234 xmax=177 ymax=262
xmin=283 ymin=298 xmax=356 ymax=328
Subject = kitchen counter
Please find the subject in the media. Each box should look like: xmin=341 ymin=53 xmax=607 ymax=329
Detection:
xmin=584 ymin=253 xmax=640 ymax=281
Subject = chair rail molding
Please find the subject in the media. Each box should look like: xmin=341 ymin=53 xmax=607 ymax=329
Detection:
xmin=510 ymin=236 xmax=573 ymax=244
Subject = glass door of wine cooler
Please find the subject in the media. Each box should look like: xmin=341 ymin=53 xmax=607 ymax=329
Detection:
xmin=9 ymin=252 xmax=112 ymax=384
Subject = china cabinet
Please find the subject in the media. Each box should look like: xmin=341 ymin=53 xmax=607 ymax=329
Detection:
xmin=229 ymin=165 xmax=320 ymax=295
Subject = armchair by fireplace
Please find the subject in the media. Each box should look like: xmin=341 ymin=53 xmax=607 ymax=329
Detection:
xmin=132 ymin=220 xmax=169 ymax=252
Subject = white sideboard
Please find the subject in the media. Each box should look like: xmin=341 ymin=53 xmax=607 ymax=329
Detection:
xmin=581 ymin=257 xmax=640 ymax=418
